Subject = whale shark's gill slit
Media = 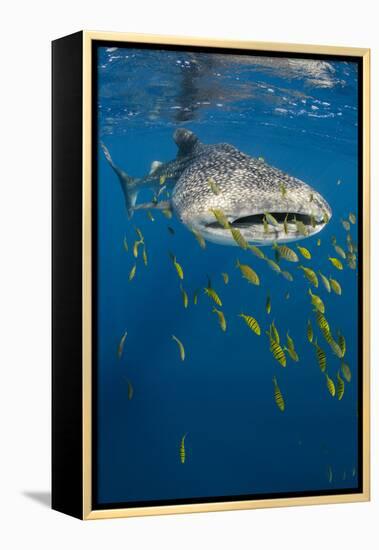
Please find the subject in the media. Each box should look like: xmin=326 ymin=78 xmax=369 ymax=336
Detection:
xmin=207 ymin=213 xmax=323 ymax=229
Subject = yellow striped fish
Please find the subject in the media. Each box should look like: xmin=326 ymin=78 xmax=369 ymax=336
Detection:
xmin=325 ymin=373 xmax=336 ymax=397
xmin=341 ymin=362 xmax=351 ymax=383
xmin=307 ymin=319 xmax=314 ymax=343
xmin=269 ymin=321 xmax=280 ymax=344
xmin=332 ymin=339 xmax=344 ymax=359
xmin=315 ymin=312 xmax=330 ymax=335
xmin=230 ymin=227 xmax=249 ymax=249
xmin=274 ymin=244 xmax=299 ymax=262
xmin=296 ymin=245 xmax=311 ymax=259
xmin=341 ymin=219 xmax=350 ymax=231
xmin=180 ymin=284 xmax=189 ymax=308
xmin=179 ymin=433 xmax=188 ymax=464
xmin=236 ymin=259 xmax=260 ymax=285
xmin=269 ymin=337 xmax=286 ymax=367
xmin=320 ymin=327 xmax=338 ymax=354
xmin=147 ymin=210 xmax=155 ymax=222
xmin=298 ymin=266 xmax=318 ymax=287
xmin=210 ymin=208 xmax=230 ymax=229
xmin=193 ymin=289 xmax=199 ymax=305
xmin=162 ymin=208 xmax=173 ymax=219
xmin=286 ymin=332 xmax=295 ymax=351
xmin=127 ymin=380 xmax=134 ymax=400
xmin=249 ymin=245 xmax=266 ymax=259
xmin=123 ymin=235 xmax=129 ymax=252
xmin=191 ymin=227 xmax=206 ymax=249
xmin=266 ymin=295 xmax=271 ymax=314
xmin=334 ymin=245 xmax=346 ymax=259
xmin=285 ymin=345 xmax=299 ymax=362
xmin=142 ymin=246 xmax=148 ymax=266
xmin=346 ymin=252 xmax=357 ymax=270
xmin=129 ymin=263 xmax=137 ymax=282
xmin=337 ymin=371 xmax=345 ymax=400
xmin=315 ymin=341 xmax=326 ymax=372
xmin=133 ymin=239 xmax=143 ymax=258
xmin=279 ymin=183 xmax=287 ymax=197
xmin=328 ymin=257 xmax=344 ymax=270
xmin=318 ymin=271 xmax=331 ymax=293
xmin=349 ymin=213 xmax=356 ymax=224
xmin=208 ymin=177 xmax=221 ymax=195
xmin=329 ymin=277 xmax=342 ymax=295
xmin=322 ymin=210 xmax=330 ymax=224
xmin=239 ymin=314 xmax=261 ymax=335
xmin=123 ymin=378 xmax=134 ymax=400
xmin=172 ymin=335 xmax=185 ymax=361
xmin=338 ymin=332 xmax=346 ymax=357
xmin=296 ymin=220 xmax=309 ymax=236
xmin=221 ymin=272 xmax=229 ymax=285
xmin=284 ymin=332 xmax=299 ymax=361
xmin=117 ymin=330 xmax=128 ymax=359
xmin=273 ymin=377 xmax=285 ymax=411
xmin=135 ymin=227 xmax=144 ymax=242
xmin=169 ymin=253 xmax=184 ymax=280
xmin=264 ymin=212 xmax=280 ymax=227
xmin=308 ymin=289 xmax=325 ymax=314
xmin=281 ymin=270 xmax=294 ymax=282
xmin=265 ymin=258 xmax=281 ymax=274
xmin=283 ymin=213 xmax=289 ymax=235
xmin=204 ymin=284 xmax=222 ymax=306
xmin=213 ymin=307 xmax=227 ymax=332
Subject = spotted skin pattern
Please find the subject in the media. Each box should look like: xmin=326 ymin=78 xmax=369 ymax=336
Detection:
xmin=102 ymin=128 xmax=332 ymax=247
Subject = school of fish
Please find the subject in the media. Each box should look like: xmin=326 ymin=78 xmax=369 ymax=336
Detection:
xmin=106 ymin=132 xmax=357 ymax=474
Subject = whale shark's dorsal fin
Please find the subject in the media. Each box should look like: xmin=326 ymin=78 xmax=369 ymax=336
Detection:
xmin=173 ymin=128 xmax=201 ymax=158
xmin=149 ymin=160 xmax=163 ymax=175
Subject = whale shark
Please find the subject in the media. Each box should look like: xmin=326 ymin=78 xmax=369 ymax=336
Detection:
xmin=101 ymin=128 xmax=332 ymax=246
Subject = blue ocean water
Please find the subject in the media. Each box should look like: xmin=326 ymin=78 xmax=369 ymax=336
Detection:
xmin=96 ymin=46 xmax=360 ymax=505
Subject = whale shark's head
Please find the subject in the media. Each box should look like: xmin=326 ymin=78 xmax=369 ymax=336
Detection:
xmin=194 ymin=194 xmax=331 ymax=247
xmin=172 ymin=143 xmax=332 ymax=246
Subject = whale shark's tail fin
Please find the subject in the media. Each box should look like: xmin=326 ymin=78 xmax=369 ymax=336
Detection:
xmin=100 ymin=142 xmax=138 ymax=218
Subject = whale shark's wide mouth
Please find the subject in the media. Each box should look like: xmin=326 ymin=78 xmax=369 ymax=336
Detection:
xmin=206 ymin=212 xmax=325 ymax=230
xmin=193 ymin=207 xmax=331 ymax=247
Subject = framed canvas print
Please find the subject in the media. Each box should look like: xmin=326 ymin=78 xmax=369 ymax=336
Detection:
xmin=52 ymin=31 xmax=370 ymax=520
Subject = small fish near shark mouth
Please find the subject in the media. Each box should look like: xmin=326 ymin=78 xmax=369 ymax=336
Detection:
xmin=101 ymin=128 xmax=332 ymax=247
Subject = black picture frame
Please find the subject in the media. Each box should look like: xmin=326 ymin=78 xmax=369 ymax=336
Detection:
xmin=52 ymin=31 xmax=370 ymax=520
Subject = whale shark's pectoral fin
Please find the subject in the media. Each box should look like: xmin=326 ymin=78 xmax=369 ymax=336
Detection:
xmin=173 ymin=128 xmax=201 ymax=158
xmin=133 ymin=201 xmax=171 ymax=212
xmin=100 ymin=142 xmax=138 ymax=218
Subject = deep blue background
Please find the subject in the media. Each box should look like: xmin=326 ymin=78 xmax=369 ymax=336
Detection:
xmin=96 ymin=47 xmax=359 ymax=504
